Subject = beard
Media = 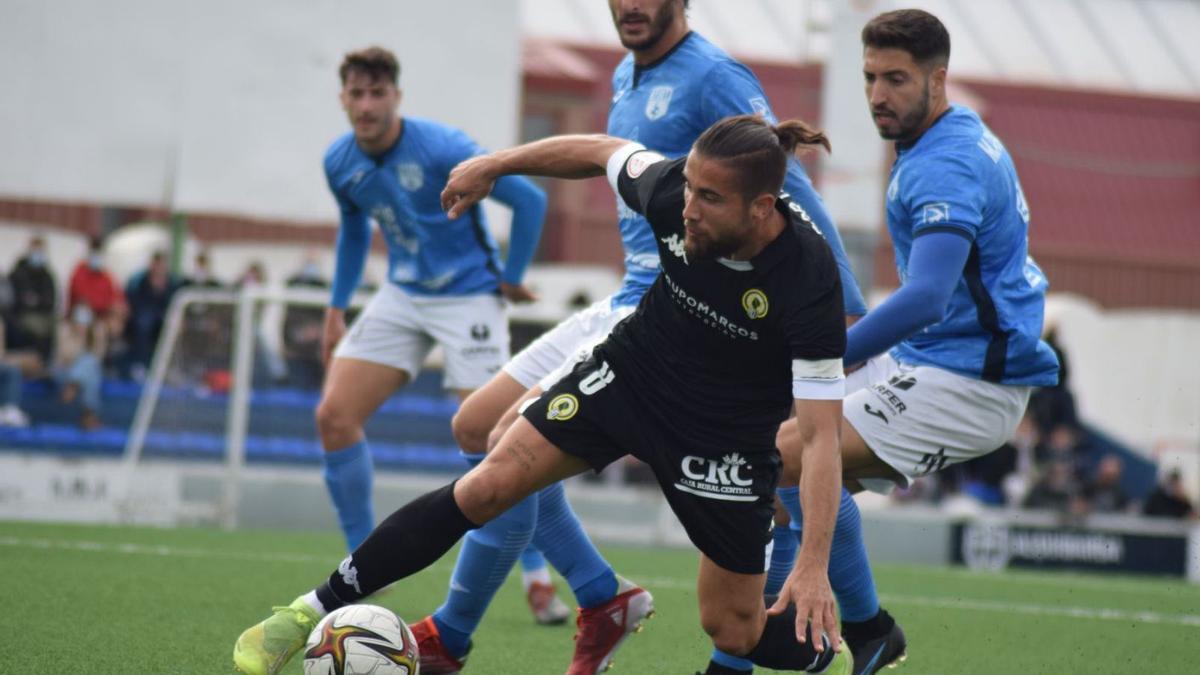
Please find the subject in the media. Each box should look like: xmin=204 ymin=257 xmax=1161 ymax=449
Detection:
xmin=683 ymin=224 xmax=740 ymax=261
xmin=875 ymin=83 xmax=931 ymax=142
xmin=613 ymin=2 xmax=678 ymax=51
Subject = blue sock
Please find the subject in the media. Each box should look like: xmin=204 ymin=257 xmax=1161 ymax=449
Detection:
xmin=519 ymin=545 xmax=548 ymax=573
xmin=532 ymin=481 xmax=617 ymax=609
xmin=322 ymin=440 xmax=375 ymax=552
xmin=710 ymin=647 xmax=754 ymax=672
xmin=433 ymin=491 xmax=537 ymax=658
xmin=779 ymin=485 xmax=880 ymax=622
xmin=764 ymin=524 xmax=797 ymax=597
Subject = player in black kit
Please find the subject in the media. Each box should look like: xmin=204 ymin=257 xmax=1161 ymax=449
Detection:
xmin=232 ymin=114 xmax=852 ymax=675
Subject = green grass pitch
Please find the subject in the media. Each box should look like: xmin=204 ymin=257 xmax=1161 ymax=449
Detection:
xmin=1 ymin=520 xmax=1196 ymax=673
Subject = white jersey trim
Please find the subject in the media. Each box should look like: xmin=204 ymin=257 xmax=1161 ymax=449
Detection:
xmin=792 ymin=358 xmax=845 ymax=400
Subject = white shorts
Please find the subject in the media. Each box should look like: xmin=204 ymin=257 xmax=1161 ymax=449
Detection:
xmin=843 ymin=353 xmax=1032 ymax=494
xmin=503 ymin=298 xmax=636 ymax=391
xmin=334 ymin=284 xmax=509 ymax=390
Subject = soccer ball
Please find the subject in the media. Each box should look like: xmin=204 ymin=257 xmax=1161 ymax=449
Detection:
xmin=303 ymin=604 xmax=420 ymax=675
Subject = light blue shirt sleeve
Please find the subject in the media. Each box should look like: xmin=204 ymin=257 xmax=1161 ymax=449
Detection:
xmin=844 ymin=231 xmax=972 ymax=365
xmin=489 ymin=175 xmax=546 ymax=285
xmin=327 ymin=164 xmax=371 ymax=309
xmin=904 ymin=152 xmax=986 ymax=240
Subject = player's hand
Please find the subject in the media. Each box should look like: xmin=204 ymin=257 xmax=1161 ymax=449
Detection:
xmin=442 ymin=155 xmax=499 ymax=219
xmin=499 ymin=282 xmax=537 ymax=304
xmin=768 ymin=561 xmax=841 ymax=653
xmin=321 ymin=308 xmax=347 ymax=368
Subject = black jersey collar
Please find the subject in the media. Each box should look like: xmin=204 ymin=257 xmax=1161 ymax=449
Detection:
xmin=632 ymin=31 xmax=694 ymax=88
xmin=366 ymin=117 xmax=406 ymax=165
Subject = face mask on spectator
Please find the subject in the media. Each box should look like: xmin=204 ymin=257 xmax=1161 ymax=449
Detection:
xmin=73 ymin=304 xmax=94 ymax=326
xmin=300 ymin=262 xmax=321 ymax=279
xmin=28 ymin=250 xmax=46 ymax=267
xmin=87 ymin=253 xmax=103 ymax=270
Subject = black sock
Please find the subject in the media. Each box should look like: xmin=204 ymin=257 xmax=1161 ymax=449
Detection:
xmin=744 ymin=605 xmax=834 ymax=672
xmin=842 ymin=608 xmax=894 ymax=645
xmin=701 ymin=663 xmax=751 ymax=675
xmin=315 ymin=481 xmax=476 ymax=610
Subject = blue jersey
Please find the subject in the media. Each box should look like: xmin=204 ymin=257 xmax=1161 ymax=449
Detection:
xmin=886 ymin=106 xmax=1058 ymax=385
xmin=607 ymin=32 xmax=866 ymax=314
xmin=324 ymin=117 xmax=545 ymax=305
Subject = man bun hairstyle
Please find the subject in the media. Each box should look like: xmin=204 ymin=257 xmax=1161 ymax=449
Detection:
xmin=339 ymin=46 xmax=401 ymax=85
xmin=693 ymin=114 xmax=830 ymax=199
xmin=861 ymin=9 xmax=950 ymax=68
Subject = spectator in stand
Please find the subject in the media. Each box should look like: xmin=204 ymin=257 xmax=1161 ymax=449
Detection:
xmin=283 ymin=253 xmax=329 ymax=389
xmin=67 ymin=236 xmax=126 ymax=343
xmin=125 ymin=251 xmax=183 ymax=378
xmin=1023 ymin=458 xmax=1086 ymax=516
xmin=0 ymin=317 xmax=31 ymax=428
xmin=1081 ymin=455 xmax=1132 ymax=514
xmin=54 ymin=303 xmax=106 ymax=430
xmin=8 ymin=235 xmax=57 ymax=363
xmin=1029 ymin=326 xmax=1078 ymax=437
xmin=1143 ymin=470 xmax=1196 ymax=520
xmin=187 ymin=251 xmax=223 ymax=288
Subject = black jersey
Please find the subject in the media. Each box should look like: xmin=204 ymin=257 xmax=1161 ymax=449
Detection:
xmin=594 ymin=152 xmax=846 ymax=455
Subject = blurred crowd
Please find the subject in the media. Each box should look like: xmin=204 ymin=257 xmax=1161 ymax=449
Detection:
xmin=0 ymin=234 xmax=343 ymax=431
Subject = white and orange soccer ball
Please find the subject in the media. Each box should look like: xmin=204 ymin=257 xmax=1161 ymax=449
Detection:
xmin=302 ymin=604 xmax=420 ymax=675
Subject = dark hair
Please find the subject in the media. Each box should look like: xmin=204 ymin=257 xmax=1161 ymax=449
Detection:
xmin=861 ymin=9 xmax=950 ymax=67
xmin=339 ymin=46 xmax=400 ymax=85
xmin=693 ymin=114 xmax=830 ymax=199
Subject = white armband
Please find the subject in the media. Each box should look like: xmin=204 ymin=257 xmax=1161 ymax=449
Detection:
xmin=792 ymin=358 xmax=845 ymax=400
xmin=605 ymin=142 xmax=648 ymax=192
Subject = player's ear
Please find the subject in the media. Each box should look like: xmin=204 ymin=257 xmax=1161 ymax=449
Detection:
xmin=929 ymin=64 xmax=947 ymax=100
xmin=751 ymin=192 xmax=776 ymax=221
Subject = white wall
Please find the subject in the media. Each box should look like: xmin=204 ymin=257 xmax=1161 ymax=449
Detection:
xmin=0 ymin=0 xmax=522 ymax=223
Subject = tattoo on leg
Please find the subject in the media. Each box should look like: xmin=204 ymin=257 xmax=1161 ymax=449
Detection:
xmin=504 ymin=440 xmax=537 ymax=472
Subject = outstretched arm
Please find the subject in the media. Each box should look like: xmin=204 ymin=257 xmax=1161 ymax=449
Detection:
xmin=441 ymin=135 xmax=630 ymax=219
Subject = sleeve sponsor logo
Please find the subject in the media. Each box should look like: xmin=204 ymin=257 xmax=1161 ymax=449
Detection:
xmin=921 ymin=202 xmax=950 ymax=224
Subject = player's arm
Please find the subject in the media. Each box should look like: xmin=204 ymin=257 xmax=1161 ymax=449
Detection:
xmin=773 ymin=394 xmax=843 ymax=649
xmin=486 ymin=175 xmax=546 ymax=302
xmin=843 ymin=231 xmax=970 ymax=367
xmin=843 ymin=154 xmax=982 ymax=367
xmin=442 ymin=135 xmax=639 ymax=218
xmin=324 ymin=168 xmax=371 ymax=366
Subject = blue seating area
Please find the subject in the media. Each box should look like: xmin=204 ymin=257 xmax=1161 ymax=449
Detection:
xmin=0 ymin=371 xmax=466 ymax=471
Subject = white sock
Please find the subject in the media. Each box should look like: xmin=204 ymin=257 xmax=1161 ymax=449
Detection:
xmin=521 ymin=566 xmax=553 ymax=591
xmin=300 ymin=591 xmax=330 ymax=618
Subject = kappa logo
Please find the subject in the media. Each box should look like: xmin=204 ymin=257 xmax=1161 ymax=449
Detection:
xmin=675 ymin=452 xmax=757 ymax=502
xmin=470 ymin=323 xmax=490 ymax=341
xmin=546 ymin=393 xmax=579 ymax=421
xmin=661 ymin=233 xmax=688 ymax=264
xmin=397 ymin=162 xmax=424 ymax=191
xmin=741 ymin=289 xmax=769 ymax=320
xmin=645 ymin=85 xmax=674 ymax=120
xmin=922 ymin=202 xmax=950 ymax=225
xmin=338 ymin=556 xmax=362 ymax=594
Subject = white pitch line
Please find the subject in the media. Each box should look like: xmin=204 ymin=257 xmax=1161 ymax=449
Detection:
xmin=5 ymin=535 xmax=1200 ymax=628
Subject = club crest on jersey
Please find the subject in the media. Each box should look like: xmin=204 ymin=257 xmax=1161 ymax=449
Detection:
xmin=397 ymin=162 xmax=424 ymax=191
xmin=546 ymin=394 xmax=579 ymax=421
xmin=741 ymin=289 xmax=769 ymax=319
xmin=645 ymin=86 xmax=674 ymax=120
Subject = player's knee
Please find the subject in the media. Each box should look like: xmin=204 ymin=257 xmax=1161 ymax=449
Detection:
xmin=450 ymin=407 xmax=490 ymax=455
xmin=315 ymin=399 xmax=360 ymax=448
xmin=454 ymin=467 xmax=518 ymax=524
xmin=701 ymin=606 xmax=759 ymax=656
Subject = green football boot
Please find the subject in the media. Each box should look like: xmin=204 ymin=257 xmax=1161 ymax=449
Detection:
xmin=233 ymin=598 xmax=320 ymax=675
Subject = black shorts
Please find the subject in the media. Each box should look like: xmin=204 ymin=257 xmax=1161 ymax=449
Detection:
xmin=523 ymin=355 xmax=780 ymax=574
